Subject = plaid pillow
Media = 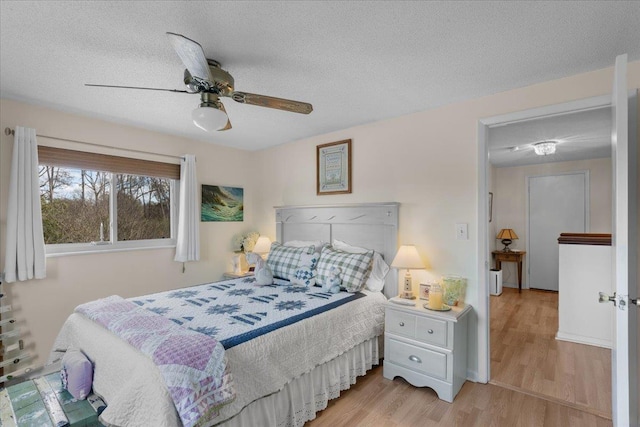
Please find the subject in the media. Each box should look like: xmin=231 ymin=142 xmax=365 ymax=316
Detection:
xmin=316 ymin=246 xmax=374 ymax=292
xmin=266 ymin=242 xmax=314 ymax=280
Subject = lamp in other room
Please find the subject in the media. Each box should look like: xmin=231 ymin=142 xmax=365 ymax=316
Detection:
xmin=391 ymin=245 xmax=425 ymax=299
xmin=252 ymin=236 xmax=272 ymax=260
xmin=496 ymin=229 xmax=518 ymax=252
xmin=192 ymin=93 xmax=229 ymax=132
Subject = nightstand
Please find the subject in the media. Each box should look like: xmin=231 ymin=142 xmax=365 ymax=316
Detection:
xmin=222 ymin=271 xmax=254 ymax=280
xmin=383 ymin=301 xmax=472 ymax=402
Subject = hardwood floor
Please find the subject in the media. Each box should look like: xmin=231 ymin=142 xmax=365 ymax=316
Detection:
xmin=490 ymin=288 xmax=612 ymax=418
xmin=307 ymin=287 xmax=612 ymax=426
xmin=307 ymin=365 xmax=611 ymax=426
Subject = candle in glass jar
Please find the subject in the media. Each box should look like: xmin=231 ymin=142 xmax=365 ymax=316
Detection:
xmin=428 ymin=285 xmax=443 ymax=310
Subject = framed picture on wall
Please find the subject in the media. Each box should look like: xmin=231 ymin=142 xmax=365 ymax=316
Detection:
xmin=201 ymin=185 xmax=244 ymax=222
xmin=317 ymin=139 xmax=352 ymax=195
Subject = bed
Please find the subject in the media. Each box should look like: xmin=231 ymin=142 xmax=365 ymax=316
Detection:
xmin=50 ymin=203 xmax=399 ymax=427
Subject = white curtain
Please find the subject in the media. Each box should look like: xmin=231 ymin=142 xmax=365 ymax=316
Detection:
xmin=4 ymin=127 xmax=46 ymax=283
xmin=174 ymin=154 xmax=200 ymax=262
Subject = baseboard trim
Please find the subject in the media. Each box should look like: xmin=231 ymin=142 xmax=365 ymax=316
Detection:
xmin=489 ymin=379 xmax=612 ymax=420
xmin=466 ymin=369 xmax=480 ymax=383
xmin=555 ymin=331 xmax=612 ymax=349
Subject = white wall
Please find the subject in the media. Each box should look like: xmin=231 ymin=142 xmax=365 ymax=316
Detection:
xmin=0 ymin=99 xmax=257 ymax=368
xmin=492 ymin=157 xmax=612 ymax=287
xmin=254 ymin=61 xmax=640 ymax=379
xmin=557 ymin=244 xmax=612 ymax=348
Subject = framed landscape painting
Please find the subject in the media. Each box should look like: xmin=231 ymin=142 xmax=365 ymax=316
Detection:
xmin=201 ymin=185 xmax=244 ymax=222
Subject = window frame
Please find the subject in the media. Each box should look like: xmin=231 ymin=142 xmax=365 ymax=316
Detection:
xmin=39 ymin=148 xmax=180 ymax=256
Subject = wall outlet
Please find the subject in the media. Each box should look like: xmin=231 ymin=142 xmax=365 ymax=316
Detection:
xmin=456 ymin=223 xmax=468 ymax=240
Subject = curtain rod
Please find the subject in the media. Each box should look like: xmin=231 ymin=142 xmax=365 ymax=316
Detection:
xmin=4 ymin=127 xmax=184 ymax=161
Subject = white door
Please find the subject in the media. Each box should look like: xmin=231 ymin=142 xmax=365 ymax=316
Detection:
xmin=609 ymin=53 xmax=638 ymax=427
xmin=528 ymin=173 xmax=587 ymax=291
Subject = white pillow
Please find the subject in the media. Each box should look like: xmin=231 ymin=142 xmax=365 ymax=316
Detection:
xmin=285 ymin=240 xmax=327 ymax=251
xmin=332 ymin=239 xmax=389 ymax=292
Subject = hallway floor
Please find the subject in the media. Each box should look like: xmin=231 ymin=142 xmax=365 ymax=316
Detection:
xmin=490 ymin=287 xmax=612 ymax=419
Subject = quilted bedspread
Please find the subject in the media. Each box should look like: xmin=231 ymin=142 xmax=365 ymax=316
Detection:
xmin=129 ymin=277 xmax=365 ymax=349
xmin=51 ymin=278 xmax=386 ymax=427
xmin=75 ymin=295 xmax=235 ymax=427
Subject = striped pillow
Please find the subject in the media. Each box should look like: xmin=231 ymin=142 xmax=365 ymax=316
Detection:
xmin=266 ymin=242 xmax=314 ymax=280
xmin=316 ymin=246 xmax=374 ymax=292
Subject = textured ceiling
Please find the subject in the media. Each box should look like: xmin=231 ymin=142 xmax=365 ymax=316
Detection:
xmin=1 ymin=1 xmax=639 ymax=151
xmin=488 ymin=107 xmax=612 ymax=168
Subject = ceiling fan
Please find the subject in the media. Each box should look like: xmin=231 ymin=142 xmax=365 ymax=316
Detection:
xmin=86 ymin=32 xmax=313 ymax=132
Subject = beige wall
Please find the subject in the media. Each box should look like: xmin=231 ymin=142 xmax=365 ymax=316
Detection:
xmin=492 ymin=158 xmax=612 ymax=287
xmin=489 ymin=164 xmax=497 ymax=253
xmin=0 ymin=99 xmax=257 ymax=368
xmin=1 ymin=60 xmax=638 ymax=379
xmin=254 ymin=61 xmax=640 ymax=378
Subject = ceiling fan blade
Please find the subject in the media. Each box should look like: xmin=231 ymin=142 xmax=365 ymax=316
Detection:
xmin=166 ymin=32 xmax=213 ymax=82
xmin=230 ymin=91 xmax=313 ymax=114
xmin=85 ymin=84 xmax=189 ymax=93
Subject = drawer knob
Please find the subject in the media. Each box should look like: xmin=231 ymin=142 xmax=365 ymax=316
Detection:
xmin=428 ymin=329 xmax=434 ymax=334
xmin=409 ymin=355 xmax=422 ymax=364
xmin=399 ymin=322 xmax=405 ymax=327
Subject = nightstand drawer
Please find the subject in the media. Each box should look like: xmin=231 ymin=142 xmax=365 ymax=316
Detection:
xmin=386 ymin=309 xmax=416 ymax=338
xmin=387 ymin=338 xmax=447 ymax=380
xmin=416 ymin=316 xmax=447 ymax=347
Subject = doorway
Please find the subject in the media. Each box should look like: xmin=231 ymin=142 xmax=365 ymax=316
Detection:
xmin=476 ymin=94 xmax=614 ymax=414
xmin=528 ymin=172 xmax=588 ymax=291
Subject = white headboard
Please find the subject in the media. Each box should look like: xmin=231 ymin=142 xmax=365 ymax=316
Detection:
xmin=275 ymin=203 xmax=399 ymax=298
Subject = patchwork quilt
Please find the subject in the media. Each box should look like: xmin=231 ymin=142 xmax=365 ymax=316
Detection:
xmin=75 ymin=296 xmax=235 ymax=427
xmin=130 ymin=277 xmax=365 ymax=349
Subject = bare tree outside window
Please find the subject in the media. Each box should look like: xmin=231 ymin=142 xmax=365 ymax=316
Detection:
xmin=117 ymin=174 xmax=171 ymax=240
xmin=39 ymin=166 xmax=172 ymax=244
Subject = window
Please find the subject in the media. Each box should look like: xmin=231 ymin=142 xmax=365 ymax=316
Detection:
xmin=38 ymin=146 xmax=180 ymax=254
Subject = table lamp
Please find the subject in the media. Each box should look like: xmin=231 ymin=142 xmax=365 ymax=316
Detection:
xmin=252 ymin=236 xmax=272 ymax=260
xmin=391 ymin=245 xmax=425 ymax=299
xmin=496 ymin=229 xmax=518 ymax=252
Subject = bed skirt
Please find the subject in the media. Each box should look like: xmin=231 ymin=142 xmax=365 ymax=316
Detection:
xmin=216 ymin=336 xmax=380 ymax=427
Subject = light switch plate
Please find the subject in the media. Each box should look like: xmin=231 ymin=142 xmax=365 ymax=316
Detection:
xmin=456 ymin=223 xmax=468 ymax=240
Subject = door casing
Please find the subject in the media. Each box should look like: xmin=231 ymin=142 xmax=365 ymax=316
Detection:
xmin=476 ymin=94 xmax=611 ymax=383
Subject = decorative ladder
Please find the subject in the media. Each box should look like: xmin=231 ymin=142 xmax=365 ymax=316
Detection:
xmin=0 ymin=280 xmax=33 ymax=385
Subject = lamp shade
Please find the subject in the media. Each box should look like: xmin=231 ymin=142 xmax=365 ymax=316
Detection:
xmin=192 ymin=105 xmax=228 ymax=132
xmin=496 ymin=229 xmax=519 ymax=240
xmin=391 ymin=245 xmax=425 ymax=270
xmin=253 ymin=236 xmax=272 ymax=254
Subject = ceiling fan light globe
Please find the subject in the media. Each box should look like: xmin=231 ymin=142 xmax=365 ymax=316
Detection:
xmin=192 ymin=106 xmax=228 ymax=132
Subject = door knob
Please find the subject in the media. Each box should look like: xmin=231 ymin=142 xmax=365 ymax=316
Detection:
xmin=598 ymin=291 xmax=616 ymax=305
